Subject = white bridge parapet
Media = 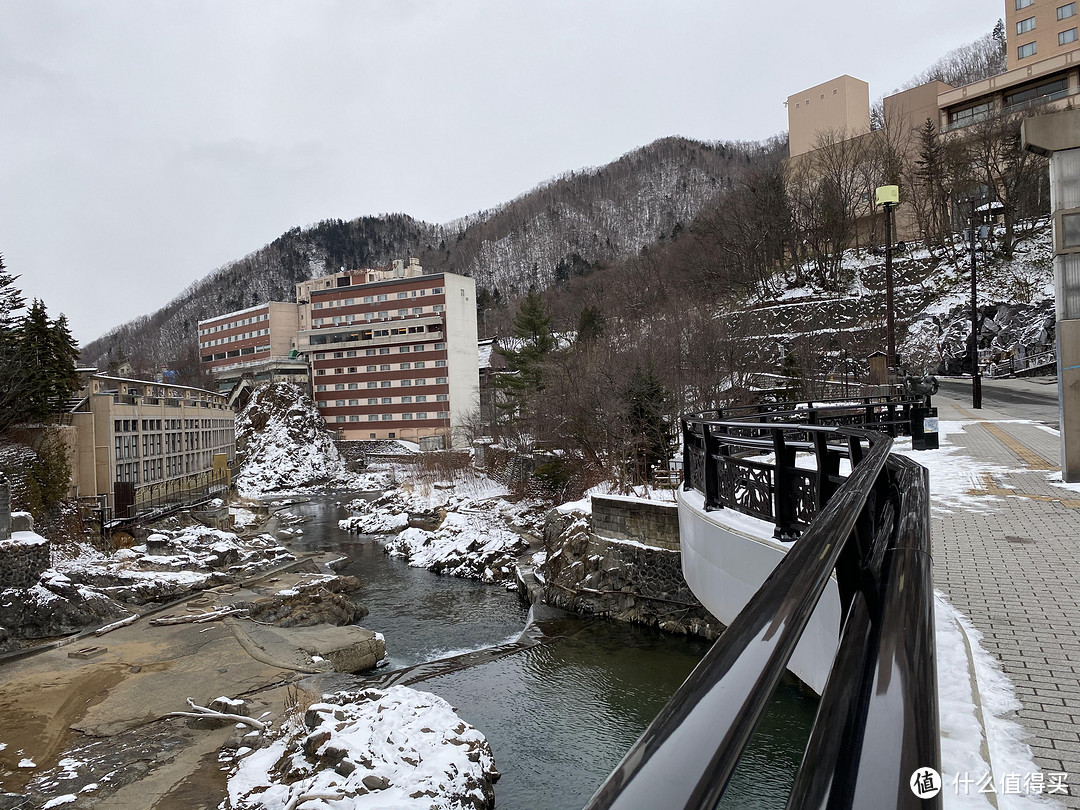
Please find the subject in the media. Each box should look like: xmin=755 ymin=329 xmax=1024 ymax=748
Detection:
xmin=677 ymin=486 xmax=841 ymax=695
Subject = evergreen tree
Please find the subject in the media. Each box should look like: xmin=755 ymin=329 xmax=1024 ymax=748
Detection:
xmin=47 ymin=313 xmax=81 ymax=405
xmin=495 ymin=290 xmax=555 ymax=419
xmin=0 ymin=256 xmax=28 ymax=432
xmin=622 ymin=365 xmax=674 ymax=484
xmin=18 ymin=299 xmax=57 ymax=422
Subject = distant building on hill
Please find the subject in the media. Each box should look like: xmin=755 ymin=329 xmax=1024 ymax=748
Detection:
xmin=787 ymin=0 xmax=1079 ymax=239
xmin=198 ymin=258 xmax=480 ymax=449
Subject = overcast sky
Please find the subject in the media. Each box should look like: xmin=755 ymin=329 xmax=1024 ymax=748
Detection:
xmin=1 ymin=0 xmax=999 ymax=345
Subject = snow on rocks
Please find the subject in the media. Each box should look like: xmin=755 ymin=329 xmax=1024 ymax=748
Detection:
xmin=234 ymin=382 xmax=379 ymax=497
xmin=56 ymin=525 xmax=295 ymax=604
xmin=225 ymin=686 xmax=498 ymax=810
xmin=384 ymin=510 xmax=528 ymax=584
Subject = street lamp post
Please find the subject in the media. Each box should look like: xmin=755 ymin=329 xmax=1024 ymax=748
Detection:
xmin=875 ymin=185 xmax=900 ymax=375
xmin=969 ymin=197 xmax=983 ymax=410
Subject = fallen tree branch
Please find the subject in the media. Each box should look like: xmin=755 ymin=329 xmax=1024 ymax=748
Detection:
xmin=149 ymin=608 xmax=248 ymax=626
xmin=94 ymin=614 xmax=140 ymax=636
xmin=164 ymin=697 xmax=267 ymax=730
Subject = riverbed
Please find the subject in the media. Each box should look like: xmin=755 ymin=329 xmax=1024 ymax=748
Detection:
xmin=283 ymin=496 xmax=817 ymax=809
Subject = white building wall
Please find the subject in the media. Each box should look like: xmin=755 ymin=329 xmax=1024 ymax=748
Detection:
xmin=441 ymin=273 xmax=479 ymax=447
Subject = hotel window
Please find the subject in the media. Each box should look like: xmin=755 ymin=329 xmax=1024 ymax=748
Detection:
xmin=368 ymin=415 xmax=379 ymax=421
xmin=400 ymin=362 xmax=411 ymax=370
xmin=435 ymin=360 xmax=446 ymax=367
xmin=381 ymin=397 xmax=392 ymax=404
xmin=381 ymin=414 xmax=393 ymax=421
xmin=349 ymin=415 xmax=360 ymax=422
xmin=948 ymin=100 xmax=994 ymax=128
xmin=1061 ymin=26 xmax=1079 ymax=44
xmin=368 ymin=398 xmax=378 ymax=405
xmin=397 ymin=292 xmax=409 ymax=299
xmin=402 ymin=396 xmax=413 ymax=403
xmin=1018 ymin=41 xmax=1037 ymax=59
xmin=1017 ymin=0 xmax=1033 ymax=7
xmin=416 ymin=412 xmax=428 ymax=420
xmin=1017 ymin=16 xmax=1035 ymax=34
xmin=1061 ymin=3 xmax=1077 ymax=19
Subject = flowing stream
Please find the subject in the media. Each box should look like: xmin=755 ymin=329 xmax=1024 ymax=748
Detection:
xmin=283 ymin=496 xmax=817 ymax=809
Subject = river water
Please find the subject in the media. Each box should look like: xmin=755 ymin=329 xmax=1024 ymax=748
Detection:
xmin=284 ymin=497 xmax=818 ymax=810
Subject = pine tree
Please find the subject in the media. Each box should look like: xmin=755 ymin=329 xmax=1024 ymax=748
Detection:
xmin=0 ymin=256 xmax=27 ymax=432
xmin=18 ymin=299 xmax=56 ymax=422
xmin=495 ymin=291 xmax=555 ymax=420
xmin=622 ymin=365 xmax=674 ymax=484
xmin=47 ymin=313 xmax=81 ymax=406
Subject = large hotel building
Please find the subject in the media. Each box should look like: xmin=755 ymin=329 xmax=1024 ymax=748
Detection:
xmin=199 ymin=259 xmax=479 ymax=447
xmin=788 ymin=0 xmax=1080 ymax=195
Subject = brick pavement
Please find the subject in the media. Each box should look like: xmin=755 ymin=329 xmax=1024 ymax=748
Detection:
xmin=933 ymin=391 xmax=1080 ymax=806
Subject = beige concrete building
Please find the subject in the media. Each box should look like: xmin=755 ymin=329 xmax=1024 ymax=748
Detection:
xmin=787 ymin=75 xmax=871 ymax=158
xmin=67 ymin=373 xmax=235 ymax=516
xmin=1008 ymin=0 xmax=1080 ymax=70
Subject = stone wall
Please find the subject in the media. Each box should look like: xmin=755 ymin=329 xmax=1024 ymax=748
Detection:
xmin=541 ymin=509 xmax=722 ymax=640
xmin=0 ymin=535 xmax=50 ymax=589
xmin=591 ymin=495 xmax=681 ymax=551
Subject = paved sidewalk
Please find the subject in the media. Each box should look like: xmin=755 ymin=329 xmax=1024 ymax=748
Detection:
xmin=932 ymin=390 xmax=1080 ymax=806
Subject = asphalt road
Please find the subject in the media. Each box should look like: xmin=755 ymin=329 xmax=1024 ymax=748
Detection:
xmin=934 ymin=375 xmax=1061 ymax=427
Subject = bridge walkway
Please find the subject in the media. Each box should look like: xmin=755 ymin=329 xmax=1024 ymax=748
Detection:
xmin=934 ymin=391 xmax=1080 ymax=805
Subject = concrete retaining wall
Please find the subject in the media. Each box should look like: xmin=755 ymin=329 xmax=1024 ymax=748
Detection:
xmin=541 ymin=507 xmax=721 ymax=640
xmin=591 ymin=495 xmax=680 ymax=551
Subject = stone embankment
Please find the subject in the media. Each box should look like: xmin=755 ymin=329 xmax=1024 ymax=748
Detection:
xmin=536 ymin=495 xmax=722 ymax=639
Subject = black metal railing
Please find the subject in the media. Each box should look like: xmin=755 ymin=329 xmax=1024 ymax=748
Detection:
xmin=681 ymin=395 xmax=929 ymax=539
xmin=586 ymin=410 xmax=938 ymax=809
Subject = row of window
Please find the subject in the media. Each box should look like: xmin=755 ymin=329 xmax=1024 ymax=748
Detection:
xmin=115 ymin=451 xmax=220 ymax=484
xmin=329 ymin=411 xmax=449 ymax=423
xmin=311 ymin=305 xmax=444 ymax=327
xmin=317 ymin=394 xmax=449 ymax=407
xmin=312 ymin=343 xmax=444 ymax=361
xmin=199 ymin=311 xmax=269 ymax=337
xmin=202 ymin=344 xmax=270 ymax=363
xmin=115 ymin=418 xmax=232 ymax=433
xmin=200 ymin=328 xmax=269 ymax=348
xmin=315 ymin=360 xmax=446 ymax=375
xmin=307 ymin=324 xmax=442 ymax=347
xmin=311 ymin=287 xmax=444 ymax=309
xmin=314 ymin=377 xmax=449 ymax=392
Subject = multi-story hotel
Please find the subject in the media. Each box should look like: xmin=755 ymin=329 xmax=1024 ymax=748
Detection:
xmin=199 ymin=259 xmax=480 ymax=448
xmin=68 ymin=372 xmax=235 ymax=515
xmin=296 ymin=259 xmax=478 ymax=446
xmin=789 ymin=0 xmax=1080 ymax=162
xmin=197 ymin=301 xmax=308 ymax=393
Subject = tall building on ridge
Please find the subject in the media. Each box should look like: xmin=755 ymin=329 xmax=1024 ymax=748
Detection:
xmin=787 ymin=75 xmax=871 ymax=158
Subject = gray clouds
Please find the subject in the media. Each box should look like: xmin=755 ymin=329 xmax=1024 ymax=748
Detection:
xmin=0 ymin=0 xmax=995 ymax=344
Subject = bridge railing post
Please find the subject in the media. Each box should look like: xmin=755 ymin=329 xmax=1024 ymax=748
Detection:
xmin=773 ymin=430 xmax=797 ymax=539
xmin=703 ymin=424 xmax=722 ymax=511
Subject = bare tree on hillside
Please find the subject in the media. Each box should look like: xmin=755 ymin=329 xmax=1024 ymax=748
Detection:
xmin=964 ymin=110 xmax=1049 ymax=259
xmin=901 ymin=27 xmax=1006 ymax=91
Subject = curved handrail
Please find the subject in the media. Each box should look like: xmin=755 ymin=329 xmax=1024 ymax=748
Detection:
xmin=585 ymin=415 xmax=939 ymax=810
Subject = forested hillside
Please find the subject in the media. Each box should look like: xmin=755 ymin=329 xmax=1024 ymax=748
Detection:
xmin=83 ymin=136 xmax=768 ymax=373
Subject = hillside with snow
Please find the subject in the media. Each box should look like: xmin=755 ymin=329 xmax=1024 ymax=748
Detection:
xmin=730 ymin=222 xmax=1056 ymax=379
